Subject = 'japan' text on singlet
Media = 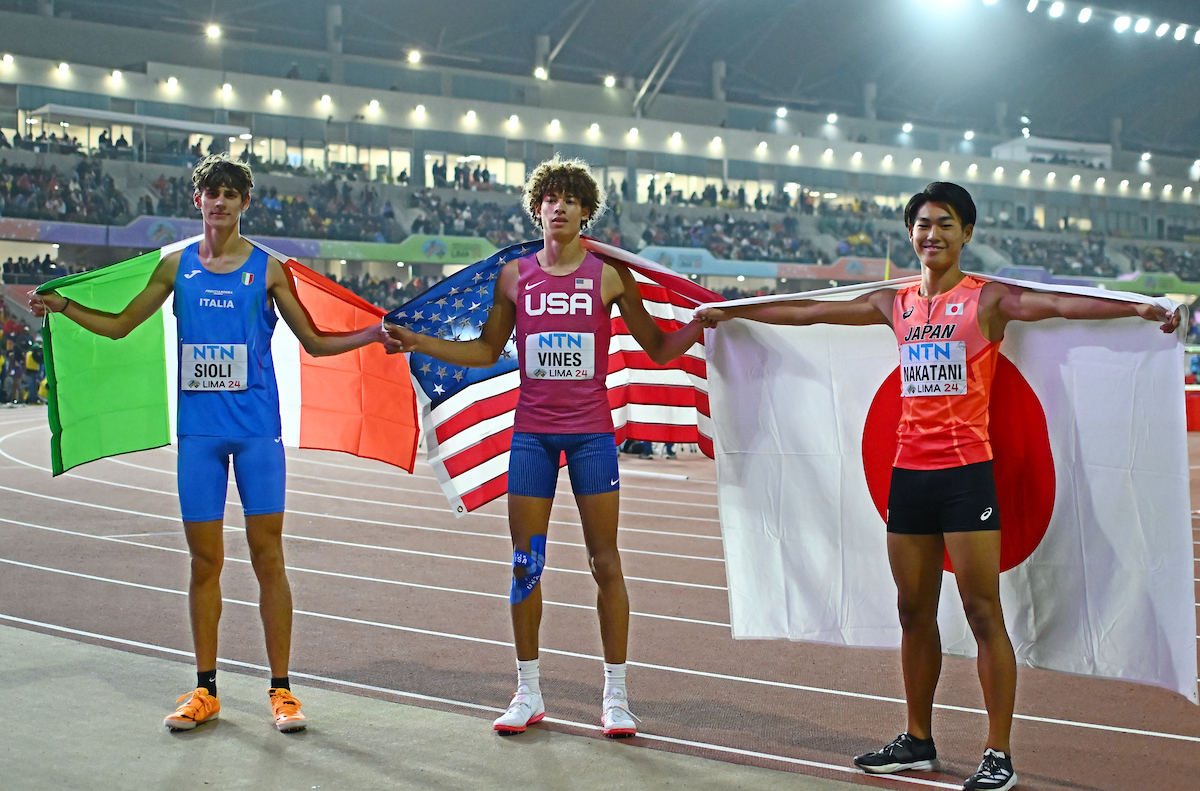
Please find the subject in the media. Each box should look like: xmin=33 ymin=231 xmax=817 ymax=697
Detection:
xmin=513 ymin=251 xmax=614 ymax=434
xmin=174 ymin=243 xmax=281 ymax=437
xmin=890 ymin=275 xmax=998 ymax=470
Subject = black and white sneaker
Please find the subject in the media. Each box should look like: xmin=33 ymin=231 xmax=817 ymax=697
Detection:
xmin=963 ymin=748 xmax=1017 ymax=790
xmin=853 ymin=733 xmax=937 ymax=774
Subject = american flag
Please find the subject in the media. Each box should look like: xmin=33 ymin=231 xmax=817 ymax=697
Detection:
xmin=385 ymin=237 xmax=720 ymax=514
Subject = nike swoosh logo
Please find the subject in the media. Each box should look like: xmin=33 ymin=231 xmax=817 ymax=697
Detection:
xmin=184 ymin=270 xmax=201 ymax=279
xmin=902 ymin=307 xmax=914 ymax=319
xmin=525 ymin=280 xmax=546 ymax=291
xmin=609 ymin=478 xmax=619 ymax=486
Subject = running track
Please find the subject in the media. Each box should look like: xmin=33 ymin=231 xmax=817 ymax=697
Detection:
xmin=0 ymin=406 xmax=1196 ymax=790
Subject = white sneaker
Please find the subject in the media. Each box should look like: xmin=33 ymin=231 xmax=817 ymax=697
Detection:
xmin=492 ymin=686 xmax=545 ymax=733
xmin=600 ymin=691 xmax=640 ymax=738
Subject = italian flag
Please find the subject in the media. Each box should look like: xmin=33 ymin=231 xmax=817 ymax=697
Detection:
xmin=37 ymin=235 xmax=420 ymax=476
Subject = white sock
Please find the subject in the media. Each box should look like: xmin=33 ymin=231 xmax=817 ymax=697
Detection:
xmin=517 ymin=658 xmax=540 ymax=695
xmin=603 ymin=662 xmax=627 ymax=699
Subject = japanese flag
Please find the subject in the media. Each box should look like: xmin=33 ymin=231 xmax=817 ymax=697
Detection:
xmin=702 ymin=276 xmax=1197 ymax=702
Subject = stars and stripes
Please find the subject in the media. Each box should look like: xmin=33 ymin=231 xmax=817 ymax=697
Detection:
xmin=385 ymin=238 xmax=719 ymax=514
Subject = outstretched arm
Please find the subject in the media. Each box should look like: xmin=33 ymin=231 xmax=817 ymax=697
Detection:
xmin=383 ymin=264 xmax=518 ymax=367
xmin=695 ymin=288 xmax=895 ymax=328
xmin=269 ymin=257 xmax=394 ymax=356
xmin=985 ymin=281 xmax=1179 ymax=339
xmin=29 ymin=253 xmax=179 ymax=339
xmin=612 ymin=264 xmax=705 ymax=364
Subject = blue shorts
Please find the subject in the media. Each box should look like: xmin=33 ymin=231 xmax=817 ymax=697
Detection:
xmin=507 ymin=432 xmax=619 ymax=499
xmin=177 ymin=435 xmax=286 ymax=522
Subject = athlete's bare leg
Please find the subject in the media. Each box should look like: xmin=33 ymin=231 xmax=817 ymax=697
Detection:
xmin=183 ymin=519 xmax=225 ymax=673
xmin=506 ymin=494 xmax=555 ymax=661
xmin=945 ymin=529 xmax=1015 ymax=754
xmin=886 ymin=532 xmax=946 ymax=741
xmin=245 ymin=511 xmax=292 ymax=678
xmin=575 ymin=490 xmax=627 ymax=664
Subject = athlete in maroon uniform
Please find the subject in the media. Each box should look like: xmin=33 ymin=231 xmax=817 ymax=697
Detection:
xmin=387 ymin=157 xmax=706 ymax=737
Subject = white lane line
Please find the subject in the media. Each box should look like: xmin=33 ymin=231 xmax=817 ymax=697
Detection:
xmin=0 ymin=520 xmax=730 ymax=627
xmin=2 ymin=574 xmax=1197 ymax=745
xmin=0 ymin=484 xmax=728 ymax=573
xmin=0 ymin=443 xmax=725 ymax=540
xmin=0 ymin=614 xmax=958 ymax=789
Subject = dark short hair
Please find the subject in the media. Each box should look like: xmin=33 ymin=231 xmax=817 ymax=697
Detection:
xmin=192 ymin=154 xmax=253 ymax=197
xmin=522 ymin=156 xmax=606 ymax=230
xmin=904 ymin=181 xmax=976 ymax=229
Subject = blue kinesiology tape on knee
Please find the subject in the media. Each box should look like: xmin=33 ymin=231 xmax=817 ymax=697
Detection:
xmin=509 ymin=534 xmax=547 ymax=604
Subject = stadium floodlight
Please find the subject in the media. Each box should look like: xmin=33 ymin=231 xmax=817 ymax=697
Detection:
xmin=776 ymin=106 xmax=787 ymax=118
xmin=1134 ymin=17 xmax=1150 ymax=34
xmin=1141 ymin=151 xmax=1152 ymax=161
xmin=1049 ymin=2 xmax=1064 ymax=19
xmin=1 ymin=54 xmax=12 ymax=66
xmin=902 ymin=122 xmax=913 ymax=133
xmin=1022 ymin=127 xmax=1031 ymax=137
xmin=1194 ymin=28 xmax=1200 ymax=44
xmin=603 ymin=74 xmax=616 ymax=88
xmin=408 ymin=50 xmax=421 ymax=64
xmin=111 ymin=69 xmax=122 ymax=81
xmin=1114 ymin=15 xmax=1131 ymax=33
xmin=1174 ymin=25 xmax=1187 ymax=41
xmin=1155 ymin=22 xmax=1169 ymax=38
xmin=1026 ymin=0 xmax=1038 ymax=13
xmin=826 ymin=113 xmax=838 ymax=124
xmin=205 ymin=24 xmax=221 ymax=40
xmin=533 ymin=66 xmax=548 ymax=80
xmin=1077 ymin=7 xmax=1092 ymax=24
xmin=964 ymin=129 xmax=975 ymax=141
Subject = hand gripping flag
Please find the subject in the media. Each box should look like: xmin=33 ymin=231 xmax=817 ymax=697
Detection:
xmin=702 ymin=275 xmax=1197 ymax=702
xmin=385 ymin=237 xmax=719 ymax=514
xmin=38 ymin=235 xmax=419 ymax=475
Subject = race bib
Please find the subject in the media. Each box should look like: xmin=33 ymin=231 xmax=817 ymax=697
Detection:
xmin=181 ymin=343 xmax=248 ymax=391
xmin=899 ymin=340 xmax=967 ymax=396
xmin=524 ymin=331 xmax=595 ymax=380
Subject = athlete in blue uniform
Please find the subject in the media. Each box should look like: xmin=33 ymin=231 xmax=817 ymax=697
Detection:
xmin=31 ymin=154 xmax=397 ymax=733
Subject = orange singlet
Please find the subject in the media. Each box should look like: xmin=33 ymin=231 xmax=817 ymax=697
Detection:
xmin=890 ymin=275 xmax=998 ymax=470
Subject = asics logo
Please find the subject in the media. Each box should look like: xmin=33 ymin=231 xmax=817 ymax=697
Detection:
xmin=980 ymin=507 xmax=993 ymax=521
xmin=525 ymin=280 xmax=546 ymax=291
xmin=184 ymin=270 xmax=202 ymax=279
xmin=902 ymin=306 xmax=914 ymax=319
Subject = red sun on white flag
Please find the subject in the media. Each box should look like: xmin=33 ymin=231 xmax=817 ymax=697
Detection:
xmin=861 ymin=354 xmax=1055 ymax=573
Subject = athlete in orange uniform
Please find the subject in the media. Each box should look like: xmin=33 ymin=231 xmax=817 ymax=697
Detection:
xmin=696 ymin=182 xmax=1178 ymax=791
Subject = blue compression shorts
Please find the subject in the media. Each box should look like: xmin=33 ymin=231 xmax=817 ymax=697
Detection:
xmin=507 ymin=432 xmax=619 ymax=499
xmin=177 ymin=435 xmax=286 ymax=522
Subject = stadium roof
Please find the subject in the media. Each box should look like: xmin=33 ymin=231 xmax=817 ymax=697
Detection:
xmin=21 ymin=0 xmax=1200 ymax=158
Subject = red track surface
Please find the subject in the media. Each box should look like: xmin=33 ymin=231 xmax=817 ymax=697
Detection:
xmin=1 ymin=407 xmax=1196 ymax=790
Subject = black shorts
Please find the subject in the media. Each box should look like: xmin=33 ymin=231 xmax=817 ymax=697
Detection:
xmin=886 ymin=460 xmax=1000 ymax=535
